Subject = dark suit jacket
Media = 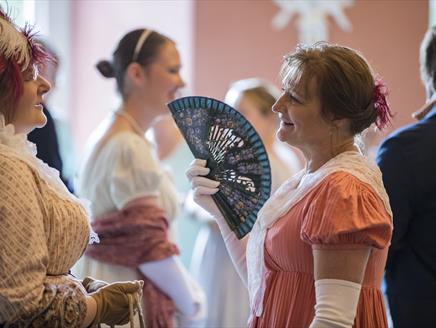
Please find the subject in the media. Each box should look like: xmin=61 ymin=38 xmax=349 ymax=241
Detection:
xmin=376 ymin=105 xmax=436 ymax=298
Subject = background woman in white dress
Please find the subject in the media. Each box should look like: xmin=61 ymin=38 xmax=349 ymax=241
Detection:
xmin=189 ymin=78 xmax=302 ymax=327
xmin=72 ymin=28 xmax=204 ymax=328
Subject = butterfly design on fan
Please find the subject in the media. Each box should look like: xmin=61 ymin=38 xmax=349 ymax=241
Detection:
xmin=168 ymin=96 xmax=272 ymax=239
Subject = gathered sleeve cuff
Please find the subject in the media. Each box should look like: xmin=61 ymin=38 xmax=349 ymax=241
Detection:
xmin=300 ymin=172 xmax=392 ymax=250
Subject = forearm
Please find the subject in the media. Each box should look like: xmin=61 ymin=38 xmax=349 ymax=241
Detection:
xmin=185 ymin=159 xmax=249 ymax=285
xmin=139 ymin=256 xmax=198 ymax=316
xmin=81 ymin=296 xmax=97 ymax=328
xmin=216 ymin=215 xmax=249 ymax=286
xmin=310 ymin=247 xmax=370 ymax=327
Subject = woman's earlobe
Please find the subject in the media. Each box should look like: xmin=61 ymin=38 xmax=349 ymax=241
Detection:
xmin=331 ymin=117 xmax=349 ymax=130
xmin=126 ymin=63 xmax=145 ymax=83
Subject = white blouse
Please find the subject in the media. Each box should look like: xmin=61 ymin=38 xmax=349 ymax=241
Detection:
xmin=77 ymin=131 xmax=179 ymax=221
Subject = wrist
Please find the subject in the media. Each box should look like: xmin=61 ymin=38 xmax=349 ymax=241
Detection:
xmin=186 ymin=302 xmax=202 ymax=320
xmin=81 ymin=296 xmax=97 ymax=328
xmin=213 ymin=215 xmax=232 ymax=238
xmin=179 ymin=300 xmax=206 ymax=323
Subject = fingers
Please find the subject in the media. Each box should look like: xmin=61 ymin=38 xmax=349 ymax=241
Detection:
xmin=82 ymin=276 xmax=93 ymax=289
xmin=186 ymin=159 xmax=220 ymax=195
xmin=191 ymin=176 xmax=220 ymax=189
xmin=191 ymin=176 xmax=220 ymax=197
xmin=186 ymin=161 xmax=209 ymax=179
xmin=189 ymin=158 xmax=207 ymax=167
xmin=194 ymin=186 xmax=219 ymax=198
xmin=100 ymin=281 xmax=142 ymax=295
xmin=120 ymin=280 xmax=143 ymax=294
xmin=82 ymin=276 xmax=109 ymax=293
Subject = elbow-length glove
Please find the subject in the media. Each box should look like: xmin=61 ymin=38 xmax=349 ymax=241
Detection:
xmin=186 ymin=159 xmax=249 ymax=285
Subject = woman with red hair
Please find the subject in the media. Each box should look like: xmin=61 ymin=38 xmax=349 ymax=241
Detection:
xmin=0 ymin=8 xmax=143 ymax=327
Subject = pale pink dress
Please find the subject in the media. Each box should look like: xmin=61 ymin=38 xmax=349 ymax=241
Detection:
xmin=252 ymin=171 xmax=392 ymax=328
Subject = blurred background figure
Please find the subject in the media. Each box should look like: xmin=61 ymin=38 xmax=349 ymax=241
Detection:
xmin=72 ymin=28 xmax=205 ymax=327
xmin=27 ymin=38 xmax=73 ymax=191
xmin=188 ymin=78 xmax=302 ymax=328
xmin=224 ymin=78 xmax=303 ymax=188
xmin=148 ymin=115 xmax=200 ymax=269
xmin=376 ymin=25 xmax=436 ymax=328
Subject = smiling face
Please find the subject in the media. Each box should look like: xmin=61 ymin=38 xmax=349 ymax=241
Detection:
xmin=272 ymin=78 xmax=334 ymax=154
xmin=143 ymin=41 xmax=185 ymax=112
xmin=12 ymin=65 xmax=51 ymax=134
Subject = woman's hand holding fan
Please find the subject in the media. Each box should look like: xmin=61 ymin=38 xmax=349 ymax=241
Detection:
xmin=168 ymin=96 xmax=272 ymax=239
xmin=186 ymin=158 xmax=250 ymax=285
xmin=186 ymin=158 xmax=232 ymax=237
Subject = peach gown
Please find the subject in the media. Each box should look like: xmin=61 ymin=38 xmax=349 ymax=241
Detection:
xmin=250 ymin=161 xmax=392 ymax=327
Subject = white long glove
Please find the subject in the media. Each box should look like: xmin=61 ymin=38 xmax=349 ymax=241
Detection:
xmin=186 ymin=159 xmax=249 ymax=286
xmin=309 ymin=279 xmax=362 ymax=328
xmin=139 ymin=256 xmax=206 ymax=321
xmin=175 ymin=259 xmax=207 ymax=327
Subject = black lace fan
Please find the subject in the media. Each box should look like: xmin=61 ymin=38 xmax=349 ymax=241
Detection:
xmin=167 ymin=96 xmax=272 ymax=239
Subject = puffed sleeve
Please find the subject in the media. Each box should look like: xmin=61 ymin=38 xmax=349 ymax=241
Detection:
xmin=300 ymin=171 xmax=392 ymax=249
xmin=0 ymin=155 xmax=87 ymax=327
xmin=109 ymin=134 xmax=163 ymax=209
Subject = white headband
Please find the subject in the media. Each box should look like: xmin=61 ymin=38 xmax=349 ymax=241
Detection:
xmin=132 ymin=29 xmax=153 ymax=62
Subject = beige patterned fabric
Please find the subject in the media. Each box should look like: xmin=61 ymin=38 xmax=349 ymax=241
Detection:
xmin=0 ymin=148 xmax=91 ymax=327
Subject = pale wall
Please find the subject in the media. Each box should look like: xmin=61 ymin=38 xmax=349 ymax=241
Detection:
xmin=71 ymin=0 xmax=428 ymax=154
xmin=193 ymin=0 xmax=428 ymax=141
xmin=70 ymin=0 xmax=194 ymax=156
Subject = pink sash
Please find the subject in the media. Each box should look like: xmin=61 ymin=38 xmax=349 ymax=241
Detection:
xmin=86 ymin=204 xmax=179 ymax=328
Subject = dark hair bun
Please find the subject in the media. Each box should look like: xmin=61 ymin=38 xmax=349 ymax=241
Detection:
xmin=96 ymin=60 xmax=115 ymax=78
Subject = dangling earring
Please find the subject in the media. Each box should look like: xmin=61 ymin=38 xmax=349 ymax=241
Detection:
xmin=329 ymin=126 xmax=336 ymax=158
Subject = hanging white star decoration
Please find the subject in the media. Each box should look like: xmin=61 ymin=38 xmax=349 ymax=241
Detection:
xmin=272 ymin=0 xmax=354 ymax=45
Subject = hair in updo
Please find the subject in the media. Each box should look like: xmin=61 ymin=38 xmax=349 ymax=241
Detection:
xmin=280 ymin=42 xmax=392 ymax=134
xmin=96 ymin=60 xmax=114 ymax=78
xmin=96 ymin=28 xmax=173 ymax=97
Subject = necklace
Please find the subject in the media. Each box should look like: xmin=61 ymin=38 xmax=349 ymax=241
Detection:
xmin=115 ymin=110 xmax=144 ymax=136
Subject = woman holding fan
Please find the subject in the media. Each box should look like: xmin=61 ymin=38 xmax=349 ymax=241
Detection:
xmin=189 ymin=78 xmax=299 ymax=328
xmin=73 ymin=29 xmax=205 ymax=327
xmin=187 ymin=43 xmax=393 ymax=327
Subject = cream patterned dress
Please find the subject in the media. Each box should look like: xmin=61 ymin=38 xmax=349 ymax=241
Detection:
xmin=0 ymin=116 xmax=93 ymax=327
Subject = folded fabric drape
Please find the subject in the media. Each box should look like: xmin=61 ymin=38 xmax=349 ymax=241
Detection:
xmin=86 ymin=204 xmax=179 ymax=328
